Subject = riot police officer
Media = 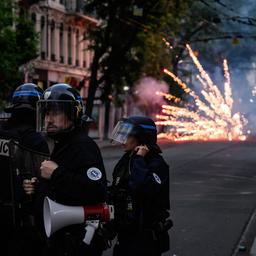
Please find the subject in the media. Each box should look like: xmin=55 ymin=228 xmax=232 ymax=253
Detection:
xmin=23 ymin=83 xmax=107 ymax=256
xmin=0 ymin=83 xmax=49 ymax=255
xmin=110 ymin=116 xmax=172 ymax=256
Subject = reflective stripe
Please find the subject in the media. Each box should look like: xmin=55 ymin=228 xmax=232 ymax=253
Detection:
xmin=139 ymin=124 xmax=156 ymax=130
xmin=13 ymin=91 xmax=42 ymax=97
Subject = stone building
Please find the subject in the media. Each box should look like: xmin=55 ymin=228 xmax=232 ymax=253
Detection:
xmin=25 ymin=0 xmax=97 ymax=99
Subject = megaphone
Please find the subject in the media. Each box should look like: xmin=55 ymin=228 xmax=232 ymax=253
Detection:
xmin=43 ymin=197 xmax=114 ymax=244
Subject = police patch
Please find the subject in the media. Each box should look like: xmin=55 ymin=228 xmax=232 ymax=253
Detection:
xmin=44 ymin=91 xmax=51 ymax=99
xmin=153 ymin=173 xmax=161 ymax=184
xmin=87 ymin=167 xmax=102 ymax=181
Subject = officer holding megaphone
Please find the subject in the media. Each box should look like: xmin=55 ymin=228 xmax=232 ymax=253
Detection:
xmin=23 ymin=84 xmax=108 ymax=256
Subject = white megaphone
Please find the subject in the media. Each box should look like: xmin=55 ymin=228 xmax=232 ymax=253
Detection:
xmin=43 ymin=197 xmax=114 ymax=244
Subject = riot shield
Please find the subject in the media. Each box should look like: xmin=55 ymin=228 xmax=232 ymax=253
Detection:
xmin=9 ymin=139 xmax=49 ymax=179
xmin=0 ymin=137 xmax=49 ymax=234
xmin=0 ymin=136 xmax=15 ymax=238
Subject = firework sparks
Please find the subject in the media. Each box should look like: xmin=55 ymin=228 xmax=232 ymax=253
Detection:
xmin=223 ymin=59 xmax=233 ymax=110
xmin=157 ymin=45 xmax=246 ymax=141
xmin=155 ymin=91 xmax=181 ymax=103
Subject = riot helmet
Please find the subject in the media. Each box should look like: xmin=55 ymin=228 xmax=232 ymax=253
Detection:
xmin=4 ymin=83 xmax=43 ymax=113
xmin=111 ymin=116 xmax=161 ymax=152
xmin=37 ymin=83 xmax=84 ymax=135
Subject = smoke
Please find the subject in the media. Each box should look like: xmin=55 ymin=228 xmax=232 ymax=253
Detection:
xmin=233 ymin=0 xmax=256 ymax=16
xmin=224 ymin=0 xmax=256 ymax=133
xmin=231 ymin=66 xmax=256 ymax=132
xmin=132 ymin=76 xmax=169 ymax=117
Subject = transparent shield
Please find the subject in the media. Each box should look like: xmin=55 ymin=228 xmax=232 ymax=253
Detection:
xmin=9 ymin=140 xmax=49 ymax=179
xmin=0 ymin=139 xmax=49 ymax=230
xmin=110 ymin=121 xmax=134 ymax=144
xmin=37 ymin=100 xmax=76 ymax=134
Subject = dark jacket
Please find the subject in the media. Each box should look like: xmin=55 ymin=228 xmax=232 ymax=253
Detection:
xmin=110 ymin=150 xmax=171 ymax=255
xmin=111 ymin=150 xmax=170 ymax=232
xmin=34 ymin=128 xmax=107 ymax=255
xmin=0 ymin=117 xmax=49 ymax=215
xmin=36 ymin=128 xmax=106 ymax=207
xmin=0 ymin=117 xmax=49 ymax=256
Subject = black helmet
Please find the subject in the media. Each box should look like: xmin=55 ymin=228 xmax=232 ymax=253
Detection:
xmin=111 ymin=116 xmax=161 ymax=152
xmin=5 ymin=83 xmax=43 ymax=113
xmin=37 ymin=83 xmax=84 ymax=135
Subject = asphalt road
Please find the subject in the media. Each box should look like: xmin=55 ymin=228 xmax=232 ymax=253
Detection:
xmin=100 ymin=140 xmax=256 ymax=256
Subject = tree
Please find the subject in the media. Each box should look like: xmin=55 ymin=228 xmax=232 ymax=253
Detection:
xmin=84 ymin=1 xmax=168 ymax=135
xmin=0 ymin=0 xmax=38 ymax=107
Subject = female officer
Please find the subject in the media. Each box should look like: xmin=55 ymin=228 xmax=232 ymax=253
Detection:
xmin=110 ymin=116 xmax=172 ymax=256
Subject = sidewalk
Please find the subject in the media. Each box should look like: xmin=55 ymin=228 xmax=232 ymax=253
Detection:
xmin=94 ymin=138 xmax=118 ymax=149
xmin=94 ymin=137 xmax=173 ymax=149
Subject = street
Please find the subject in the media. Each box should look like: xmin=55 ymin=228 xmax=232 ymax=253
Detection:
xmin=99 ymin=140 xmax=256 ymax=256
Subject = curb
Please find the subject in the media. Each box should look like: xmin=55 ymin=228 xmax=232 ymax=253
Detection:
xmin=250 ymin=237 xmax=256 ymax=256
xmin=232 ymin=208 xmax=256 ymax=256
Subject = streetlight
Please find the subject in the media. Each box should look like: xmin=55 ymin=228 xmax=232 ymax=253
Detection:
xmin=123 ymin=85 xmax=130 ymax=117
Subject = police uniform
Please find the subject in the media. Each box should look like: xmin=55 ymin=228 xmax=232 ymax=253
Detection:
xmin=0 ymin=118 xmax=49 ymax=226
xmin=0 ymin=84 xmax=49 ymax=256
xmin=33 ymin=129 xmax=107 ymax=256
xmin=111 ymin=151 xmax=170 ymax=256
xmin=110 ymin=116 xmax=171 ymax=256
xmin=35 ymin=83 xmax=107 ymax=256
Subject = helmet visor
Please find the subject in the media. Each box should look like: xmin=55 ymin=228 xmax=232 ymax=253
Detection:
xmin=110 ymin=121 xmax=134 ymax=144
xmin=37 ymin=100 xmax=76 ymax=134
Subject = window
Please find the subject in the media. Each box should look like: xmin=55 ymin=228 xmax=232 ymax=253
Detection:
xmin=76 ymin=29 xmax=79 ymax=66
xmin=40 ymin=16 xmax=46 ymax=60
xmin=31 ymin=13 xmax=36 ymax=26
xmin=68 ymin=27 xmax=72 ymax=65
xmin=59 ymin=23 xmax=64 ymax=63
xmin=50 ymin=20 xmax=56 ymax=61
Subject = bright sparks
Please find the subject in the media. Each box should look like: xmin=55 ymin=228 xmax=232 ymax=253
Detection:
xmin=157 ymin=45 xmax=247 ymax=142
xmin=155 ymin=91 xmax=181 ymax=103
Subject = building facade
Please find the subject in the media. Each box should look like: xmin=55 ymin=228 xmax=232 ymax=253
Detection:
xmin=22 ymin=0 xmax=123 ymax=139
xmin=26 ymin=0 xmax=97 ymax=99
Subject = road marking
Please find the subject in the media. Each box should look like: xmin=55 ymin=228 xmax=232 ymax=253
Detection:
xmin=239 ymin=191 xmax=254 ymax=195
xmin=193 ymin=180 xmax=204 ymax=184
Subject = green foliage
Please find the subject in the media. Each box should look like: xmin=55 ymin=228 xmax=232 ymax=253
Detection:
xmin=0 ymin=0 xmax=38 ymax=100
xmin=84 ymin=0 xmax=176 ymax=114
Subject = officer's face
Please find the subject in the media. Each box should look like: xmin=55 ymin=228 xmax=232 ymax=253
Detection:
xmin=122 ymin=136 xmax=139 ymax=152
xmin=44 ymin=110 xmax=72 ymax=133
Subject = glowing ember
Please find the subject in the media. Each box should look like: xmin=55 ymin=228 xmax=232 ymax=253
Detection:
xmin=157 ymin=45 xmax=247 ymax=141
xmin=155 ymin=91 xmax=181 ymax=103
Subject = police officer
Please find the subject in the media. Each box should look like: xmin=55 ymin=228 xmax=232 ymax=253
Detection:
xmin=1 ymin=83 xmax=48 ymax=152
xmin=110 ymin=116 xmax=172 ymax=256
xmin=0 ymin=83 xmax=49 ymax=255
xmin=23 ymin=83 xmax=107 ymax=256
